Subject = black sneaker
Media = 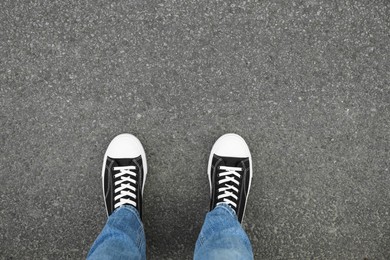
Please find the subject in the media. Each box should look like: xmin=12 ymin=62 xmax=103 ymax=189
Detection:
xmin=102 ymin=134 xmax=147 ymax=218
xmin=208 ymin=133 xmax=252 ymax=223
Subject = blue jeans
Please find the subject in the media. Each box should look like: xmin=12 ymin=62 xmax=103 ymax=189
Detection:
xmin=87 ymin=204 xmax=253 ymax=259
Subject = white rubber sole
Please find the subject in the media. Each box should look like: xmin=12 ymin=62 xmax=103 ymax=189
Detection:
xmin=207 ymin=133 xmax=253 ymax=222
xmin=101 ymin=133 xmax=147 ymax=216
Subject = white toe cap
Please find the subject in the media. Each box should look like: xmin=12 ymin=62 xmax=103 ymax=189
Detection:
xmin=211 ymin=133 xmax=251 ymax=158
xmin=105 ymin=133 xmax=145 ymax=158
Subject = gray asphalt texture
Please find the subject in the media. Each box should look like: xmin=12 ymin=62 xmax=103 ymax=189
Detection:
xmin=1 ymin=0 xmax=389 ymax=259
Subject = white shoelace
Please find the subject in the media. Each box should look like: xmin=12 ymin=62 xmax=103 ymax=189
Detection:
xmin=113 ymin=165 xmax=137 ymax=209
xmin=217 ymin=166 xmax=242 ymax=209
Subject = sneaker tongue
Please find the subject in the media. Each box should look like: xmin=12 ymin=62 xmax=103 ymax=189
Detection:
xmin=113 ymin=158 xmax=135 ymax=167
xmin=112 ymin=159 xmax=138 ymax=205
xmin=215 ymin=156 xmax=244 ymax=207
xmin=219 ymin=156 xmax=246 ymax=168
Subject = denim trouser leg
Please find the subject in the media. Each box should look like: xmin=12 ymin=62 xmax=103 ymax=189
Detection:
xmin=87 ymin=206 xmax=146 ymax=260
xmin=87 ymin=204 xmax=251 ymax=259
xmin=194 ymin=203 xmax=254 ymax=260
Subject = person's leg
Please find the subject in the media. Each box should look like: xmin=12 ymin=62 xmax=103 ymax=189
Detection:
xmin=87 ymin=134 xmax=148 ymax=260
xmin=87 ymin=206 xmax=145 ymax=259
xmin=194 ymin=133 xmax=254 ymax=260
xmin=194 ymin=204 xmax=253 ymax=259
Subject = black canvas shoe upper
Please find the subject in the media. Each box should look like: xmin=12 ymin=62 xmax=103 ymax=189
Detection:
xmin=103 ymin=155 xmax=145 ymax=218
xmin=209 ymin=154 xmax=251 ymax=223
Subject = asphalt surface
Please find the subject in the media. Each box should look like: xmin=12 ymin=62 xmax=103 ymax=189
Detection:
xmin=1 ymin=0 xmax=389 ymax=259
